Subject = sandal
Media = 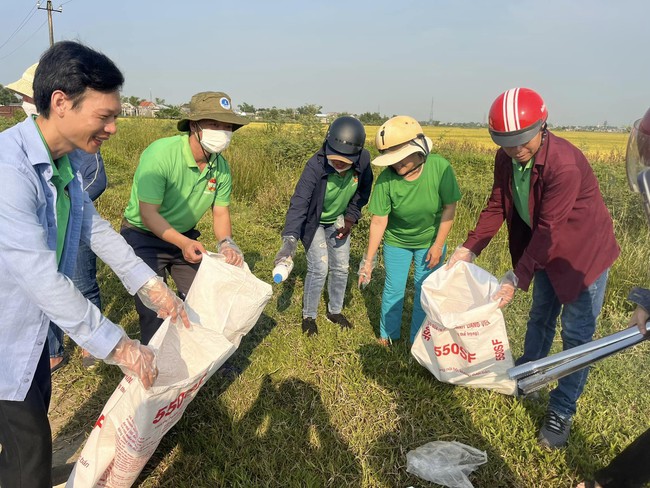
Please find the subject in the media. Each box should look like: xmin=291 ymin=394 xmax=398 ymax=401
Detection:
xmin=50 ymin=356 xmax=68 ymax=374
xmin=377 ymin=337 xmax=391 ymax=347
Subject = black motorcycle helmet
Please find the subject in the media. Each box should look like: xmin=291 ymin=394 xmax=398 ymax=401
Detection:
xmin=325 ymin=116 xmax=366 ymax=156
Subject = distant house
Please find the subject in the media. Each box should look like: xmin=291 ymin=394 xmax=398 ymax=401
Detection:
xmin=240 ymin=110 xmax=262 ymax=121
xmin=137 ymin=101 xmax=159 ymax=117
xmin=316 ymin=112 xmax=338 ymax=124
xmin=0 ymin=104 xmax=23 ymax=118
xmin=121 ymin=102 xmax=136 ymax=117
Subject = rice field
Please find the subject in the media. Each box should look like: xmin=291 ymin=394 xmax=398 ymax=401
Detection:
xmin=36 ymin=117 xmax=650 ymax=488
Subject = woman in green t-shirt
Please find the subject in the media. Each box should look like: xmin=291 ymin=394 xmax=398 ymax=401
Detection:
xmin=359 ymin=116 xmax=461 ymax=344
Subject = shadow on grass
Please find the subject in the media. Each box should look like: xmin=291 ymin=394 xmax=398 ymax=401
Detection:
xmin=134 ymin=312 xmax=280 ymax=486
xmin=275 ymin=273 xmax=298 ymax=313
xmin=242 ymin=251 xmax=261 ymax=273
xmin=358 ymin=341 xmax=522 ymax=487
xmin=147 ymin=374 xmax=361 ymax=486
xmin=354 ymin=251 xmax=384 ymax=336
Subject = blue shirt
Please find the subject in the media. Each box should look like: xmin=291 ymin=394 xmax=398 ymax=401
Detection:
xmin=0 ymin=117 xmax=154 ymax=401
xmin=71 ymin=149 xmax=107 ymax=201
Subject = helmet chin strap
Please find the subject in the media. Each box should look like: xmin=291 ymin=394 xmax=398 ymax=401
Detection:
xmin=402 ymin=160 xmax=424 ymax=177
xmin=400 ymin=136 xmax=429 ymax=177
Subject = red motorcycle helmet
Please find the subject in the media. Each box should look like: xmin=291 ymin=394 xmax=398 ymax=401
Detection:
xmin=488 ymin=88 xmax=548 ymax=147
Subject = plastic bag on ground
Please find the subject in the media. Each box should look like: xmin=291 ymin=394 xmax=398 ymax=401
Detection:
xmin=406 ymin=441 xmax=487 ymax=488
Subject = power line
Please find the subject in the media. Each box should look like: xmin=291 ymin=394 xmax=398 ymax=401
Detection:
xmin=0 ymin=19 xmax=47 ymax=61
xmin=0 ymin=3 xmax=39 ymax=53
xmin=37 ymin=1 xmax=63 ymax=47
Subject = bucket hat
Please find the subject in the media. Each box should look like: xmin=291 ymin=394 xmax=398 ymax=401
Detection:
xmin=178 ymin=91 xmax=249 ymax=132
xmin=6 ymin=63 xmax=38 ymax=98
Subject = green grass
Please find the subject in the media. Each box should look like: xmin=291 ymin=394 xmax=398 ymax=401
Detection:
xmin=48 ymin=119 xmax=650 ymax=487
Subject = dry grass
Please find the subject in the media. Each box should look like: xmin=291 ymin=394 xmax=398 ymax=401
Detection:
xmin=46 ymin=118 xmax=649 ymax=487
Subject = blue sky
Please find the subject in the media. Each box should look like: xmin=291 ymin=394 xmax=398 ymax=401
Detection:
xmin=1 ymin=0 xmax=648 ymax=126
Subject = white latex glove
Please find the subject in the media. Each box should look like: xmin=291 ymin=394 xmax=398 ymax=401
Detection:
xmin=136 ymin=276 xmax=191 ymax=329
xmin=274 ymin=235 xmax=298 ymax=266
xmin=218 ymin=237 xmax=244 ymax=267
xmin=492 ymin=270 xmax=519 ymax=308
xmin=445 ymin=246 xmax=476 ymax=269
xmin=105 ymin=333 xmax=158 ymax=389
xmin=358 ymin=253 xmax=378 ymax=289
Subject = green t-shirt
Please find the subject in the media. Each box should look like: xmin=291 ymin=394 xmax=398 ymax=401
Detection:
xmin=512 ymin=157 xmax=533 ymax=228
xmin=36 ymin=122 xmax=73 ymax=264
xmin=368 ymin=154 xmax=461 ymax=249
xmin=320 ymin=169 xmax=358 ymax=225
xmin=124 ymin=134 xmax=231 ymax=233
xmin=51 ymin=155 xmax=74 ymax=264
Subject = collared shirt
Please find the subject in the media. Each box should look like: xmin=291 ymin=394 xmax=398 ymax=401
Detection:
xmin=35 ymin=123 xmax=75 ymax=264
xmin=0 ymin=117 xmax=155 ymax=401
xmin=463 ymin=131 xmax=619 ymax=303
xmin=123 ymin=134 xmax=231 ymax=233
xmin=512 ymin=157 xmax=534 ymax=228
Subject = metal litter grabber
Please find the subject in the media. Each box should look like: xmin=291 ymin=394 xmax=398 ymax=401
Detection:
xmin=507 ymin=323 xmax=649 ymax=395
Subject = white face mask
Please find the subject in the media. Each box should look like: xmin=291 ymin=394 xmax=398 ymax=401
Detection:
xmin=198 ymin=127 xmax=232 ymax=154
xmin=22 ymin=101 xmax=38 ymax=117
xmin=327 ymin=158 xmax=352 ymax=173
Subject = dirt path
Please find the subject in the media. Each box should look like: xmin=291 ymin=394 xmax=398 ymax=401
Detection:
xmin=49 ymin=361 xmax=112 ymax=485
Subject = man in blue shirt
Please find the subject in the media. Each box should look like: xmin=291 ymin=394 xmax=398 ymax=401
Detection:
xmin=0 ymin=41 xmax=189 ymax=488
xmin=7 ymin=63 xmax=109 ymax=371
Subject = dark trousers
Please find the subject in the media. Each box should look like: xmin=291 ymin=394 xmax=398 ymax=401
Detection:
xmin=121 ymin=225 xmax=200 ymax=345
xmin=595 ymin=427 xmax=650 ymax=488
xmin=0 ymin=344 xmax=52 ymax=488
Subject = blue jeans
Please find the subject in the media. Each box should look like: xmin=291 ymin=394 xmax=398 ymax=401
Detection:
xmin=303 ymin=224 xmax=350 ymax=319
xmin=515 ymin=269 xmax=609 ymax=418
xmin=380 ymin=243 xmax=446 ymax=343
xmin=48 ymin=240 xmax=102 ymax=358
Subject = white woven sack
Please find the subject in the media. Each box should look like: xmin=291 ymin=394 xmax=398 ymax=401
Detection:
xmin=411 ymin=262 xmax=517 ymax=395
xmin=67 ymin=253 xmax=272 ymax=487
xmin=184 ymin=252 xmax=272 ymax=347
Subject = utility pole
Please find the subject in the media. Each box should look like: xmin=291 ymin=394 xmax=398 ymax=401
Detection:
xmin=37 ymin=1 xmax=63 ymax=47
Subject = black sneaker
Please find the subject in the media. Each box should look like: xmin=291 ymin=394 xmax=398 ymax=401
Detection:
xmin=326 ymin=312 xmax=353 ymax=330
xmin=302 ymin=317 xmax=318 ymax=336
xmin=538 ymin=410 xmax=572 ymax=448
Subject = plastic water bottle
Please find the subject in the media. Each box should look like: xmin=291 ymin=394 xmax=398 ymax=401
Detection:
xmin=272 ymin=257 xmax=294 ymax=284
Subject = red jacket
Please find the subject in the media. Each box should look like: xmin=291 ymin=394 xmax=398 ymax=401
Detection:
xmin=463 ymin=131 xmax=619 ymax=304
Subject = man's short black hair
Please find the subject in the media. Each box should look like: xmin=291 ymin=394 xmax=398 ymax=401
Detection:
xmin=33 ymin=40 xmax=124 ymax=118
